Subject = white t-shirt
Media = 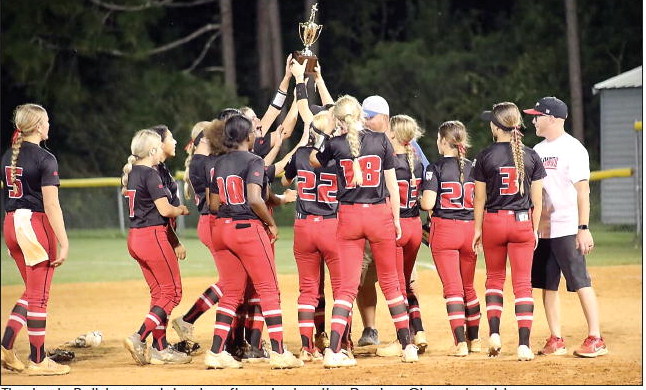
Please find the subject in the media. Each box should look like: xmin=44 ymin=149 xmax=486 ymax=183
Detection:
xmin=533 ymin=132 xmax=590 ymax=238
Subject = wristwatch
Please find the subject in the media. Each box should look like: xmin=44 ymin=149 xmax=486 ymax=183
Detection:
xmin=577 ymin=225 xmax=589 ymax=230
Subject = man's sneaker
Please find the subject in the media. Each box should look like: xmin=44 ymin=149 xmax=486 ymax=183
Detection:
xmin=315 ymin=331 xmax=330 ymax=352
xmin=467 ymin=338 xmax=482 ymax=353
xmin=150 ymin=346 xmax=192 ymax=365
xmin=241 ymin=341 xmax=269 ymax=363
xmin=269 ymin=350 xmax=304 ymax=369
xmin=123 ymin=333 xmax=151 ymax=365
xmin=171 ymin=317 xmax=196 ymax=342
xmin=376 ymin=340 xmax=402 ymax=357
xmin=517 ymin=345 xmax=535 ymax=361
xmin=538 ymin=335 xmax=567 ymax=356
xmin=299 ymin=348 xmax=323 ymax=362
xmin=413 ymin=331 xmax=428 ymax=354
xmin=573 ymin=336 xmax=608 ymax=358
xmin=357 ymin=327 xmax=379 ymax=346
xmin=488 ymin=333 xmax=501 ymax=357
xmin=25 ymin=357 xmax=70 ymax=376
xmin=1 ymin=346 xmax=25 ymax=372
xmin=450 ymin=342 xmax=469 ymax=357
xmin=323 ymin=348 xmax=357 ymax=368
xmin=205 ymin=350 xmax=242 ymax=369
xmin=401 ymin=344 xmax=419 ymax=363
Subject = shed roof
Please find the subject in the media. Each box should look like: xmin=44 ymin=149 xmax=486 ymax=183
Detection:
xmin=593 ymin=66 xmax=642 ymax=94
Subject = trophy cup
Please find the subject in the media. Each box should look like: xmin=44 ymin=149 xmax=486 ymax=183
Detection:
xmin=293 ymin=3 xmax=323 ymax=75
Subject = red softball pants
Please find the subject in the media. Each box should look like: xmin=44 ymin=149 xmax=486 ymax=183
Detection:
xmin=395 ymin=216 xmax=423 ymax=298
xmin=3 ymin=211 xmax=57 ymax=363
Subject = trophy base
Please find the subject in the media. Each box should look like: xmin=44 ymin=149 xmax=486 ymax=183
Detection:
xmin=293 ymin=51 xmax=318 ymax=75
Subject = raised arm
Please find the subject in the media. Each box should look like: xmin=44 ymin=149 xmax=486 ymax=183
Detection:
xmin=313 ymin=63 xmax=334 ymax=106
xmin=259 ymin=54 xmax=293 ymax=136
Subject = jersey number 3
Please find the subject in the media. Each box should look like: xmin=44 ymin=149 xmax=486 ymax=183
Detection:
xmin=4 ymin=166 xmax=24 ymax=199
xmin=499 ymin=166 xmax=519 ymax=195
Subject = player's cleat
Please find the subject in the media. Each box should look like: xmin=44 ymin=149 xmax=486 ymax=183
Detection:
xmin=323 ymin=348 xmax=357 ymax=368
xmin=413 ymin=331 xmax=428 ymax=354
xmin=123 ymin=333 xmax=151 ymax=365
xmin=450 ymin=342 xmax=469 ymax=357
xmin=376 ymin=340 xmax=402 ymax=357
xmin=204 ymin=350 xmax=242 ymax=369
xmin=314 ymin=331 xmax=330 ymax=352
xmin=487 ymin=333 xmax=501 ymax=357
xmin=299 ymin=348 xmax=323 ymax=362
xmin=172 ymin=340 xmax=202 ymax=356
xmin=538 ymin=335 xmax=567 ymax=356
xmin=467 ymin=338 xmax=482 ymax=353
xmin=269 ymin=350 xmax=304 ymax=369
xmin=25 ymin=357 xmax=70 ymax=376
xmin=240 ymin=341 xmax=269 ymax=363
xmin=171 ymin=317 xmax=195 ymax=342
xmin=150 ymin=345 xmax=192 ymax=365
xmin=357 ymin=327 xmax=379 ymax=346
xmin=401 ymin=344 xmax=419 ymax=363
xmin=1 ymin=346 xmax=25 ymax=372
xmin=517 ymin=345 xmax=535 ymax=361
xmin=573 ymin=336 xmax=608 ymax=358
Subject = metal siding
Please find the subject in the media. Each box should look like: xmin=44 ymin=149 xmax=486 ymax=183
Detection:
xmin=599 ymin=87 xmax=642 ymax=224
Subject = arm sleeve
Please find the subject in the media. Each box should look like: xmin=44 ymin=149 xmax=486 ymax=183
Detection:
xmin=420 ymin=164 xmax=439 ymax=192
xmin=40 ymin=155 xmax=60 ymax=187
xmin=568 ymin=144 xmax=590 ymax=183
xmin=246 ymin=157 xmax=265 ymax=187
xmin=253 ymin=132 xmax=273 ymax=158
xmin=382 ymin=134 xmax=396 ymax=170
xmin=146 ymin=170 xmax=169 ymax=200
xmin=284 ymin=154 xmax=297 ymax=181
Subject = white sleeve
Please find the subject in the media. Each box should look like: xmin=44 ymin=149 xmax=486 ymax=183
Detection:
xmin=568 ymin=142 xmax=590 ymax=183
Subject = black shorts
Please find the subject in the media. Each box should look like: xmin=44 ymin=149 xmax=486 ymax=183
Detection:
xmin=531 ymin=235 xmax=592 ymax=292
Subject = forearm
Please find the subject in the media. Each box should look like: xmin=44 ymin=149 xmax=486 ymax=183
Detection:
xmin=263 ymin=141 xmax=282 ymax=165
xmin=315 ymin=78 xmax=334 ymax=105
xmin=250 ymin=200 xmax=276 ymax=227
xmin=44 ymin=202 xmax=69 ymax=249
xmin=576 ymin=182 xmax=591 ymax=225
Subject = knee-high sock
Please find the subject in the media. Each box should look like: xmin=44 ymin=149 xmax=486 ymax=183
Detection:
xmin=246 ymin=299 xmax=264 ymax=348
xmin=183 ymin=284 xmax=222 ymax=324
xmin=485 ymin=289 xmax=503 ymax=335
xmin=27 ymin=307 xmax=47 ymax=363
xmin=2 ymin=298 xmax=27 ymax=350
xmin=212 ymin=306 xmax=236 ymax=353
xmin=515 ymin=297 xmax=534 ymax=346
xmin=298 ymin=304 xmax=315 ymax=350
xmin=387 ymin=295 xmax=411 ymax=347
xmin=263 ymin=309 xmax=284 ymax=353
xmin=137 ymin=305 xmax=167 ymax=342
xmin=465 ymin=297 xmax=481 ymax=341
xmin=329 ymin=300 xmax=352 ymax=353
xmin=446 ymin=296 xmax=466 ymax=344
xmin=151 ymin=318 xmax=169 ymax=351
xmin=407 ymin=293 xmax=424 ymax=333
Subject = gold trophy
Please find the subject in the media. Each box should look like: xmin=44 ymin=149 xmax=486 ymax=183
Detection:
xmin=293 ymin=3 xmax=323 ymax=75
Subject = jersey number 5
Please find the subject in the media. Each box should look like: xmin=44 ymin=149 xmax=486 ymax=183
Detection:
xmin=4 ymin=166 xmax=24 ymax=199
xmin=339 ymin=155 xmax=382 ymax=188
xmin=499 ymin=166 xmax=519 ymax=195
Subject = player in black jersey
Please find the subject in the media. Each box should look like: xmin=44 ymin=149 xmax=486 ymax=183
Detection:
xmin=307 ymin=93 xmax=418 ymax=367
xmin=120 ymin=129 xmax=191 ymax=366
xmin=374 ymin=114 xmax=427 ymax=357
xmin=420 ymin=120 xmax=480 ymax=357
xmin=472 ymin=102 xmax=546 ymax=361
xmin=172 ymin=120 xmax=227 ymax=351
xmin=1 ymin=104 xmax=70 ymax=375
xmin=205 ymin=114 xmax=303 ymax=370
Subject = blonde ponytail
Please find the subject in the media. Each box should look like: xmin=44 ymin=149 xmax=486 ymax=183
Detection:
xmin=510 ymin=129 xmax=526 ymax=195
xmin=122 ymin=129 xmax=163 ymax=195
xmin=438 ymin=120 xmax=471 ymax=184
xmin=333 ymin=95 xmax=364 ymax=186
xmin=391 ymin=114 xmax=424 ymax=182
xmin=11 ymin=104 xmax=47 ymax=183
xmin=183 ymin=121 xmax=210 ymax=200
xmin=121 ymin=155 xmax=137 ymax=195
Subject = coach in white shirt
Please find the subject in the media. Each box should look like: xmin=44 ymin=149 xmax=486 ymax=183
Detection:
xmin=524 ymin=97 xmax=608 ymax=359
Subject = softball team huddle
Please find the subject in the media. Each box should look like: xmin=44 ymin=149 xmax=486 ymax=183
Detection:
xmin=1 ymin=58 xmax=607 ymax=376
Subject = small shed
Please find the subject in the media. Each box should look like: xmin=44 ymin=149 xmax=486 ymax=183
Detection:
xmin=593 ymin=66 xmax=642 ymax=225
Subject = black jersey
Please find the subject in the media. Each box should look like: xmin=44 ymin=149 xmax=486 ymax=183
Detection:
xmin=125 ymin=165 xmax=173 ymax=228
xmin=472 ymin=142 xmax=547 ymax=211
xmin=209 ymin=150 xmax=265 ymax=220
xmin=253 ymin=132 xmax=272 ymax=159
xmin=156 ymin=162 xmax=179 ymax=207
xmin=188 ymin=154 xmax=211 ymax=215
xmin=285 ymin=146 xmax=338 ymax=217
xmin=394 ymin=154 xmax=423 ymax=218
xmin=1 ymin=142 xmax=60 ymax=212
xmin=421 ymin=157 xmax=475 ymax=220
xmin=316 ymin=130 xmax=395 ymax=204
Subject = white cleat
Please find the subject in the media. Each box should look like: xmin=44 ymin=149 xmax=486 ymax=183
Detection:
xmin=269 ymin=350 xmax=304 ymax=369
xmin=171 ymin=317 xmax=195 ymax=342
xmin=517 ymin=345 xmax=535 ymax=361
xmin=401 ymin=344 xmax=419 ymax=363
xmin=204 ymin=350 xmax=242 ymax=369
xmin=323 ymin=348 xmax=357 ymax=368
xmin=488 ymin=333 xmax=502 ymax=357
xmin=450 ymin=342 xmax=469 ymax=357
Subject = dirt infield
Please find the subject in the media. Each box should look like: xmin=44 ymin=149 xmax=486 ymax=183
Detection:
xmin=1 ymin=265 xmax=641 ymax=386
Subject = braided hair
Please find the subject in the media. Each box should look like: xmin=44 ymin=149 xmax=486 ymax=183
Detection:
xmin=10 ymin=104 xmax=47 ymax=183
xmin=183 ymin=121 xmax=210 ymax=200
xmin=491 ymin=102 xmax=525 ymax=195
xmin=438 ymin=120 xmax=471 ymax=183
xmin=333 ymin=95 xmax=364 ymax=186
xmin=121 ymin=130 xmax=163 ymax=195
xmin=390 ymin=115 xmax=424 ymax=181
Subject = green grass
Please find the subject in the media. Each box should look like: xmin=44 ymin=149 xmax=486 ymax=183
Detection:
xmin=0 ymin=224 xmax=640 ymax=286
